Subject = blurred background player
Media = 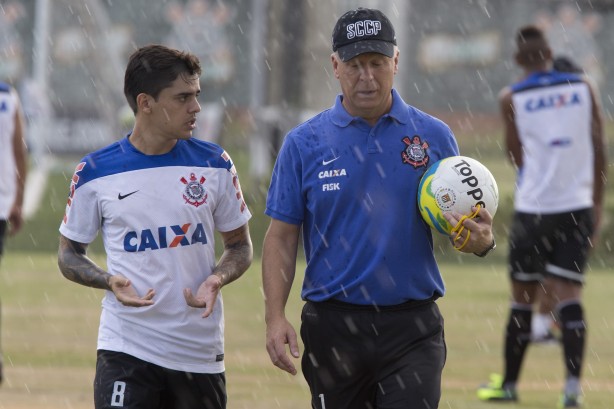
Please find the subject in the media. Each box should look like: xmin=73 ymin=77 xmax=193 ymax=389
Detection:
xmin=57 ymin=45 xmax=252 ymax=408
xmin=0 ymin=80 xmax=27 ymax=385
xmin=477 ymin=26 xmax=606 ymax=408
xmin=262 ymin=7 xmax=496 ymax=409
xmin=532 ymin=55 xmax=584 ymax=345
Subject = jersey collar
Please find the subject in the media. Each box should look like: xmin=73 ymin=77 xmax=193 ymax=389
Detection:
xmin=330 ymin=88 xmax=409 ymax=127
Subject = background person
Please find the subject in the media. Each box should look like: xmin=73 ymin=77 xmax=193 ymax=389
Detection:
xmin=0 ymin=80 xmax=27 ymax=385
xmin=531 ymin=55 xmax=584 ymax=345
xmin=57 ymin=44 xmax=252 ymax=408
xmin=262 ymin=8 xmax=496 ymax=409
xmin=477 ymin=26 xmax=606 ymax=408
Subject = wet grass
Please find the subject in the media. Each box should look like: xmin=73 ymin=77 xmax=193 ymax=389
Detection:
xmin=1 ymin=253 xmax=613 ymax=408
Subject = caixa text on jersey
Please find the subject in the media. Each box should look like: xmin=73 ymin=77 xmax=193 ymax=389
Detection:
xmin=123 ymin=223 xmax=207 ymax=252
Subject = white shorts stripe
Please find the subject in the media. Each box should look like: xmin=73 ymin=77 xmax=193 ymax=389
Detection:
xmin=546 ymin=263 xmax=585 ymax=283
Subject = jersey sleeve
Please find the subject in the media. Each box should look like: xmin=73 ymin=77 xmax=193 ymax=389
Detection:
xmin=58 ymin=160 xmax=101 ymax=244
xmin=437 ymin=121 xmax=460 ymax=158
xmin=264 ymin=134 xmax=304 ymax=225
xmin=213 ymin=152 xmax=252 ymax=232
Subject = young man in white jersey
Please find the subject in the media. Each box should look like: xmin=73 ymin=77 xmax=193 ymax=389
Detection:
xmin=0 ymin=81 xmax=27 ymax=385
xmin=477 ymin=26 xmax=606 ymax=408
xmin=58 ymin=45 xmax=253 ymax=409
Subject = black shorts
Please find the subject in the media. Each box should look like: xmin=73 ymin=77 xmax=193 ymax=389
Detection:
xmin=94 ymin=350 xmax=226 ymax=409
xmin=508 ymin=209 xmax=593 ymax=284
xmin=0 ymin=219 xmax=6 ymax=257
xmin=300 ymin=298 xmax=446 ymax=409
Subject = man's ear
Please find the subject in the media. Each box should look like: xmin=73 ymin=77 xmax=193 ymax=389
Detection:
xmin=136 ymin=93 xmax=153 ymax=114
xmin=331 ymin=53 xmax=341 ymax=79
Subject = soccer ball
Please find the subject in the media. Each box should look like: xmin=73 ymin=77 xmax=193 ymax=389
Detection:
xmin=417 ymin=156 xmax=499 ymax=235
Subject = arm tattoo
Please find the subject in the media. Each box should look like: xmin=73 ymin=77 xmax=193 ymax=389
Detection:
xmin=214 ymin=225 xmax=253 ymax=286
xmin=57 ymin=235 xmax=112 ymax=290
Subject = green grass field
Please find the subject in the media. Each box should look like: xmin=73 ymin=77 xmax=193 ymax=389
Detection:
xmin=1 ymin=254 xmax=613 ymax=409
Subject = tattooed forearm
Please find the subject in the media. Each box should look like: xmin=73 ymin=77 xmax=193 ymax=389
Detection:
xmin=213 ymin=224 xmax=253 ymax=286
xmin=58 ymin=235 xmax=112 ymax=290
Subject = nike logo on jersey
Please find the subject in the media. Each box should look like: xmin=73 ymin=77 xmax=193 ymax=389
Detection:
xmin=118 ymin=190 xmax=139 ymax=200
xmin=322 ymin=156 xmax=340 ymax=165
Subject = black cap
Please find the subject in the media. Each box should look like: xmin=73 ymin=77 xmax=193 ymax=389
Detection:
xmin=332 ymin=8 xmax=397 ymax=62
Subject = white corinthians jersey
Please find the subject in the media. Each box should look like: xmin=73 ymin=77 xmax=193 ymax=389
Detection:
xmin=511 ymin=71 xmax=593 ymax=213
xmin=60 ymin=137 xmax=251 ymax=373
xmin=0 ymin=83 xmax=19 ymax=219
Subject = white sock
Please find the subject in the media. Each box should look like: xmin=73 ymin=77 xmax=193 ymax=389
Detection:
xmin=532 ymin=313 xmax=553 ymax=339
xmin=565 ymin=376 xmax=580 ymax=396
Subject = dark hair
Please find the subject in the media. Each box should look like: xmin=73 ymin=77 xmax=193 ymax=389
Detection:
xmin=553 ymin=55 xmax=583 ymax=73
xmin=124 ymin=44 xmax=202 ymax=113
xmin=515 ymin=25 xmax=550 ymax=66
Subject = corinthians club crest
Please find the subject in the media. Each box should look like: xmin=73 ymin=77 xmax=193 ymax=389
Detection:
xmin=401 ymin=135 xmax=429 ymax=168
xmin=181 ymin=173 xmax=208 ymax=207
